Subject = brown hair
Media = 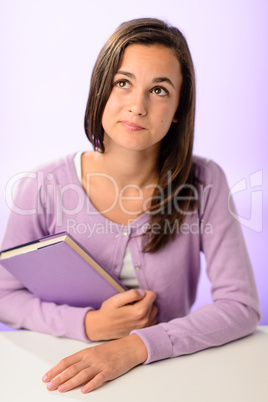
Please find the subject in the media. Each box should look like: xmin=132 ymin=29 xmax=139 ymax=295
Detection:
xmin=84 ymin=18 xmax=197 ymax=252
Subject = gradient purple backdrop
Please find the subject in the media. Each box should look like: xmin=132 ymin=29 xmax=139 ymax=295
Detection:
xmin=0 ymin=1 xmax=267 ymax=331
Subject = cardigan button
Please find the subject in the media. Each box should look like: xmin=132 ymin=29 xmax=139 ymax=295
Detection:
xmin=122 ymin=228 xmax=128 ymax=236
xmin=134 ymin=265 xmax=141 ymax=270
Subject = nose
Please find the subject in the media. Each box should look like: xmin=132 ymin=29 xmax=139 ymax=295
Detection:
xmin=128 ymin=90 xmax=147 ymax=116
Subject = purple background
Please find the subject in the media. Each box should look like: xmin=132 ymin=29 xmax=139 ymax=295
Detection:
xmin=0 ymin=1 xmax=267 ymax=331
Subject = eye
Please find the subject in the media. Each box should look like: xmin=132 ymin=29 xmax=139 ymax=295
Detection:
xmin=151 ymin=87 xmax=168 ymax=96
xmin=115 ymin=80 xmax=130 ymax=89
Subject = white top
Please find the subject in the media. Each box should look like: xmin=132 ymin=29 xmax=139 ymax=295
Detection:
xmin=73 ymin=152 xmax=139 ymax=289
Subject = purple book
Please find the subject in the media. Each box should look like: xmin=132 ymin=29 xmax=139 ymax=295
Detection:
xmin=0 ymin=232 xmax=127 ymax=309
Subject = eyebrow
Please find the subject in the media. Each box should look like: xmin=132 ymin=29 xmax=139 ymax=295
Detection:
xmin=116 ymin=70 xmax=176 ymax=89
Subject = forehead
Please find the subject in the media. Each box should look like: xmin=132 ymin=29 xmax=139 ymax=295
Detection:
xmin=117 ymin=44 xmax=181 ymax=77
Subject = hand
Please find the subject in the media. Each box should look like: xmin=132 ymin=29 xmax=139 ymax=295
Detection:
xmin=85 ymin=289 xmax=158 ymax=341
xmin=42 ymin=334 xmax=147 ymax=394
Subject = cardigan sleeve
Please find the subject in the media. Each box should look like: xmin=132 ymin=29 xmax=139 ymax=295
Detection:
xmin=0 ymin=172 xmax=90 ymax=342
xmin=131 ymin=160 xmax=261 ymax=363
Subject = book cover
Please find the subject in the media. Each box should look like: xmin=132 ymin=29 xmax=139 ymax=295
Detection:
xmin=0 ymin=232 xmax=127 ymax=309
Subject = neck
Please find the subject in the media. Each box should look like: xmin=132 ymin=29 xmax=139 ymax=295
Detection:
xmin=94 ymin=144 xmax=160 ymax=190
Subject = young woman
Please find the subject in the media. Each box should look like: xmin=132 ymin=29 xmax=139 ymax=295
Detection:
xmin=0 ymin=18 xmax=260 ymax=394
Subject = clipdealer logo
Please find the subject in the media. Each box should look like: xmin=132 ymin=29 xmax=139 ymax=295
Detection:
xmin=228 ymin=170 xmax=263 ymax=232
xmin=5 ymin=168 xmax=263 ymax=234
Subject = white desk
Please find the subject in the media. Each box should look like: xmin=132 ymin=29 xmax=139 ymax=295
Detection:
xmin=0 ymin=327 xmax=267 ymax=402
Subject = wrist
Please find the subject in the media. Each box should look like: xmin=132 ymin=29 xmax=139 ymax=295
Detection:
xmin=125 ymin=334 xmax=148 ymax=364
xmin=84 ymin=310 xmax=100 ymax=341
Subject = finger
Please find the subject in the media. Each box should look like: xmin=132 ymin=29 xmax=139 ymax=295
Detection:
xmin=104 ymin=289 xmax=146 ymax=308
xmin=57 ymin=366 xmax=98 ymax=393
xmin=134 ymin=290 xmax=157 ymax=309
xmin=45 ymin=362 xmax=87 ymax=391
xmin=42 ymin=352 xmax=82 ymax=383
xmin=81 ymin=370 xmax=112 ymax=393
xmin=129 ymin=293 xmax=157 ymax=328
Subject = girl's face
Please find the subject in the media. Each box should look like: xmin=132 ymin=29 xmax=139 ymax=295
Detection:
xmin=101 ymin=44 xmax=182 ymax=155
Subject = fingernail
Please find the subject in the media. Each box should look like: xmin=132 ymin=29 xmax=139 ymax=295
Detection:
xmin=81 ymin=386 xmax=87 ymax=393
xmin=47 ymin=382 xmax=54 ymax=390
xmin=42 ymin=375 xmax=48 ymax=382
xmin=137 ymin=289 xmax=145 ymax=297
xmin=59 ymin=384 xmax=66 ymax=392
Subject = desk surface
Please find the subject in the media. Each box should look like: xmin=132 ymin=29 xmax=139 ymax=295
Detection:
xmin=0 ymin=327 xmax=267 ymax=402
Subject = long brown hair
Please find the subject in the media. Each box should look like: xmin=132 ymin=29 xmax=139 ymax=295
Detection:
xmin=84 ymin=18 xmax=197 ymax=252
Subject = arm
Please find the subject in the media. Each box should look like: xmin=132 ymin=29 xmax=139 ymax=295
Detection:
xmin=0 ymin=172 xmax=90 ymax=341
xmin=131 ymin=160 xmax=261 ymax=363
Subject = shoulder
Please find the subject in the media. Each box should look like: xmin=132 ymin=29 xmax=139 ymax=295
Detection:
xmin=192 ymin=156 xmax=231 ymax=214
xmin=20 ymin=153 xmax=79 ymax=187
xmin=10 ymin=153 xmax=81 ymax=202
xmin=192 ymin=155 xmax=228 ymax=187
xmin=33 ymin=153 xmax=78 ymax=181
xmin=191 ymin=156 xmax=233 ymax=221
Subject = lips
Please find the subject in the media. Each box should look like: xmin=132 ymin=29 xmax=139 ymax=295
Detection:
xmin=120 ymin=120 xmax=145 ymax=131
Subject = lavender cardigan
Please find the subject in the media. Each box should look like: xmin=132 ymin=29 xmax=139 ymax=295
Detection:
xmin=0 ymin=154 xmax=260 ymax=364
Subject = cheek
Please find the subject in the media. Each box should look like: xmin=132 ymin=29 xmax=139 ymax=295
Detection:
xmin=158 ymin=102 xmax=175 ymax=118
xmin=157 ymin=107 xmax=175 ymax=128
xmin=154 ymin=108 xmax=176 ymax=139
xmin=102 ymin=95 xmax=122 ymax=122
